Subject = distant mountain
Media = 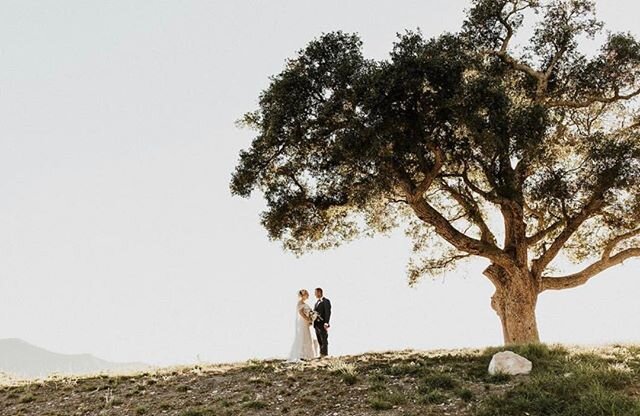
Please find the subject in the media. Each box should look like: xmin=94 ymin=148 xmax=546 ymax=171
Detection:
xmin=0 ymin=338 xmax=149 ymax=379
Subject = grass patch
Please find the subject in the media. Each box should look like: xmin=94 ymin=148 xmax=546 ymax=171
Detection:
xmin=485 ymin=372 xmax=512 ymax=384
xmin=341 ymin=372 xmax=358 ymax=385
xmin=242 ymin=400 xmax=267 ymax=409
xmin=421 ymin=373 xmax=458 ymax=390
xmin=135 ymin=406 xmax=148 ymax=415
xmin=475 ymin=354 xmax=640 ymax=416
xmin=248 ymin=376 xmax=272 ymax=386
xmin=368 ymin=380 xmax=387 ymax=392
xmin=368 ymin=388 xmax=409 ymax=410
xmin=243 ymin=359 xmax=274 ymax=373
xmin=368 ymin=372 xmax=386 ymax=383
xmin=180 ymin=409 xmax=215 ymax=416
xmin=368 ymin=396 xmax=393 ymax=410
xmin=218 ymin=398 xmax=233 ymax=408
xmin=384 ymin=361 xmax=425 ymax=376
xmin=418 ymin=390 xmax=448 ymax=405
xmin=457 ymin=388 xmax=474 ymax=402
xmin=18 ymin=393 xmax=35 ymax=403
xmin=328 ymin=360 xmax=358 ymax=385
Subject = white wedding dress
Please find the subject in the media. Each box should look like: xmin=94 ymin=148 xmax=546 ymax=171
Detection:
xmin=287 ymin=301 xmax=317 ymax=361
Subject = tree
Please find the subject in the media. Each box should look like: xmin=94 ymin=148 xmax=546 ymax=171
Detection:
xmin=231 ymin=0 xmax=640 ymax=344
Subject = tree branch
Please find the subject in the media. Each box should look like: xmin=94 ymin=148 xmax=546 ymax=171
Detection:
xmin=490 ymin=50 xmax=545 ymax=86
xmin=438 ymin=178 xmax=498 ymax=245
xmin=462 ymin=162 xmax=509 ymax=206
xmin=526 ymin=219 xmax=564 ymax=246
xmin=488 ymin=2 xmax=547 ymax=97
xmin=541 ymin=248 xmax=640 ymax=290
xmin=497 ymin=1 xmax=537 ymax=53
xmin=408 ymin=195 xmax=518 ymax=274
xmin=415 ymin=147 xmax=444 ymax=197
xmin=531 ymin=195 xmax=604 ymax=277
xmin=547 ymin=87 xmax=640 ymax=109
xmin=544 ymin=43 xmax=569 ymax=79
xmin=603 ymin=228 xmax=640 ymax=259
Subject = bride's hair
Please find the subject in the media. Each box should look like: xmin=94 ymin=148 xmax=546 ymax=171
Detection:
xmin=298 ymin=289 xmax=308 ymax=299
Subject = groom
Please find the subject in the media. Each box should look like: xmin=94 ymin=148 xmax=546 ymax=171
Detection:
xmin=313 ymin=287 xmax=331 ymax=357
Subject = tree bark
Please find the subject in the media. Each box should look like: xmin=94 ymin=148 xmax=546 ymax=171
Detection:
xmin=486 ymin=265 xmax=540 ymax=344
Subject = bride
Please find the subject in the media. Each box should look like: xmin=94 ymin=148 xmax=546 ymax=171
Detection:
xmin=287 ymin=289 xmax=318 ymax=361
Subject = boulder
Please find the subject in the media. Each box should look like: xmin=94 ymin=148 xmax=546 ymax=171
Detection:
xmin=488 ymin=351 xmax=532 ymax=375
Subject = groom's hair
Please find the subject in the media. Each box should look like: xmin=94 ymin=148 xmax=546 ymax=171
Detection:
xmin=315 ymin=287 xmax=323 ymax=295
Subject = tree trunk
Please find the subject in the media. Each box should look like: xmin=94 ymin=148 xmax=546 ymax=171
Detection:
xmin=487 ymin=267 xmax=540 ymax=344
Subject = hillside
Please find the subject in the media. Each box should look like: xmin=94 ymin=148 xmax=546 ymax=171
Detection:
xmin=0 ymin=339 xmax=148 ymax=379
xmin=1 ymin=344 xmax=639 ymax=416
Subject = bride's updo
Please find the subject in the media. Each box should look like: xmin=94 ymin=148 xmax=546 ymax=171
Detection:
xmin=298 ymin=289 xmax=308 ymax=300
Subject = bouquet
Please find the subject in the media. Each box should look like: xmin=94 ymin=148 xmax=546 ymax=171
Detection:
xmin=307 ymin=310 xmax=320 ymax=324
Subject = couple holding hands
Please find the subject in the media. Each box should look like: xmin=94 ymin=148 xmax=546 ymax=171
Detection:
xmin=288 ymin=287 xmax=331 ymax=362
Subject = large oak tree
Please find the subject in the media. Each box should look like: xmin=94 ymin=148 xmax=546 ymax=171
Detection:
xmin=231 ymin=0 xmax=640 ymax=344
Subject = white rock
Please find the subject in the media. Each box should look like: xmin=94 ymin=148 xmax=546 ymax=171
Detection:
xmin=488 ymin=351 xmax=532 ymax=375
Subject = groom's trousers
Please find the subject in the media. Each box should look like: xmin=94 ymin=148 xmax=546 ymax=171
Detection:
xmin=314 ymin=325 xmax=329 ymax=356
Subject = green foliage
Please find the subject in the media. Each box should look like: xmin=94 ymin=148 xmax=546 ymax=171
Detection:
xmin=232 ymin=30 xmax=471 ymax=254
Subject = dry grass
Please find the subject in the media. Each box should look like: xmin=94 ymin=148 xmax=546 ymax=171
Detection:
xmin=1 ymin=344 xmax=639 ymax=415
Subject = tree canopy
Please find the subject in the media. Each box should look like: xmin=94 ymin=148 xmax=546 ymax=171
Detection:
xmin=231 ymin=0 xmax=640 ymax=343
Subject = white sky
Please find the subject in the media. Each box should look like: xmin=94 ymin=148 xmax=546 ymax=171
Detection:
xmin=1 ymin=0 xmax=639 ymax=367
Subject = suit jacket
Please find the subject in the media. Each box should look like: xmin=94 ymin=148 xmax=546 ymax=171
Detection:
xmin=313 ymin=297 xmax=331 ymax=327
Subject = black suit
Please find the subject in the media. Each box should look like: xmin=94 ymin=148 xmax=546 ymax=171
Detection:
xmin=313 ymin=297 xmax=331 ymax=356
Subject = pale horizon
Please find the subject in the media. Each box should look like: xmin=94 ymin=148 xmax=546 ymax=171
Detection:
xmin=1 ymin=0 xmax=639 ymax=368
